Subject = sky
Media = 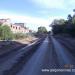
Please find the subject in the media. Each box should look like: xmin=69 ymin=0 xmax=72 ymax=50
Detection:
xmin=0 ymin=0 xmax=75 ymax=31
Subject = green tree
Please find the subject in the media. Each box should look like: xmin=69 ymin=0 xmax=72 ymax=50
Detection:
xmin=67 ymin=14 xmax=72 ymax=24
xmin=51 ymin=9 xmax=75 ymax=36
xmin=72 ymin=15 xmax=75 ymax=24
xmin=37 ymin=26 xmax=47 ymax=33
xmin=51 ymin=19 xmax=66 ymax=34
xmin=58 ymin=19 xmax=65 ymax=25
xmin=72 ymin=9 xmax=75 ymax=24
xmin=0 ymin=25 xmax=13 ymax=40
xmin=51 ymin=19 xmax=65 ymax=26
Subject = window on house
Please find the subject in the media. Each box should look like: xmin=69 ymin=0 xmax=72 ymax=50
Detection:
xmin=13 ymin=26 xmax=15 ymax=28
xmin=16 ymin=27 xmax=17 ymax=29
xmin=19 ymin=27 xmax=20 ymax=30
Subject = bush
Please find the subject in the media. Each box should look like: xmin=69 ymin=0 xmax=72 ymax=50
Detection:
xmin=0 ymin=25 xmax=13 ymax=40
xmin=13 ymin=33 xmax=28 ymax=39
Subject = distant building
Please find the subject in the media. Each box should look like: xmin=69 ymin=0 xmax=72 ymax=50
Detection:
xmin=0 ymin=18 xmax=30 ymax=34
xmin=10 ymin=23 xmax=30 ymax=33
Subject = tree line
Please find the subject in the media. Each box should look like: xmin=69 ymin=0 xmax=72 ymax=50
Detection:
xmin=51 ymin=9 xmax=75 ymax=37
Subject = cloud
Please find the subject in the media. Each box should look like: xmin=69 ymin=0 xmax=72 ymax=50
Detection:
xmin=69 ymin=0 xmax=75 ymax=4
xmin=64 ymin=0 xmax=75 ymax=9
xmin=0 ymin=11 xmax=66 ymax=31
xmin=37 ymin=10 xmax=49 ymax=14
xmin=0 ymin=11 xmax=51 ymax=31
xmin=31 ymin=0 xmax=65 ymax=9
xmin=0 ymin=12 xmax=49 ymax=25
